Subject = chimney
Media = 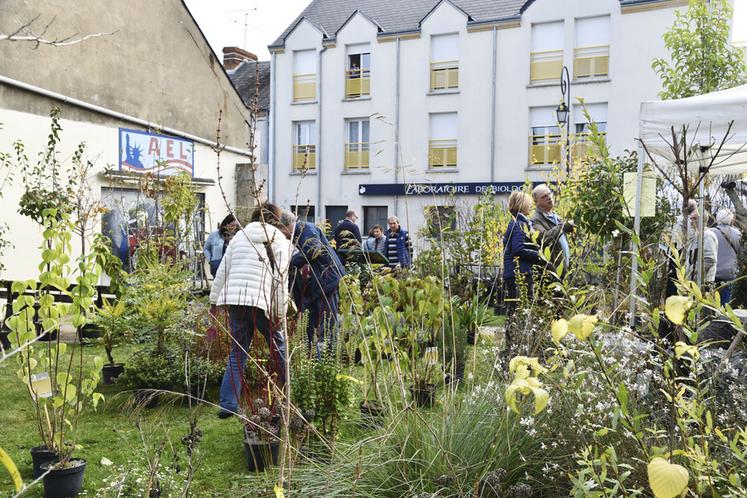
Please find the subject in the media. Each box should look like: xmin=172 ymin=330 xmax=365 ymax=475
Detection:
xmin=222 ymin=47 xmax=258 ymax=70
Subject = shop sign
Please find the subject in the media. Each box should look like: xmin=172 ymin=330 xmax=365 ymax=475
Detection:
xmin=119 ymin=128 xmax=194 ymax=176
xmin=358 ymin=182 xmax=530 ymax=196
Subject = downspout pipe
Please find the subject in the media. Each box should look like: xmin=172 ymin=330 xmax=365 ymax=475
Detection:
xmin=489 ymin=26 xmax=497 ymax=183
xmin=0 ymin=74 xmax=253 ymax=157
xmin=269 ymin=51 xmax=277 ymax=202
xmin=317 ymin=46 xmax=327 ymax=222
xmin=394 ymin=37 xmax=401 ymax=214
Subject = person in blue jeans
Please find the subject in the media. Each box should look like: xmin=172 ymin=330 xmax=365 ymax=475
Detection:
xmin=208 ymin=204 xmax=291 ymax=418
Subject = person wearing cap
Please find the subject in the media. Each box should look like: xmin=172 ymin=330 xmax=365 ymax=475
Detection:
xmin=712 ymin=208 xmax=741 ymax=303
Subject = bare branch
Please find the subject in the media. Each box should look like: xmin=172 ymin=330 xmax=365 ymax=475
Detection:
xmin=0 ymin=15 xmax=117 ymax=47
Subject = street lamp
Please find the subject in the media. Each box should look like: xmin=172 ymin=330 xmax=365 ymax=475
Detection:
xmin=556 ymin=65 xmax=571 ymax=174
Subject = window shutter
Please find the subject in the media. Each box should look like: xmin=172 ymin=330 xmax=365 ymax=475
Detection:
xmin=293 ymin=50 xmax=316 ymax=74
xmin=575 ymin=16 xmax=610 ymax=47
xmin=531 ymin=22 xmax=564 ymax=52
xmin=430 ymin=113 xmax=458 ymax=139
xmin=431 ymin=34 xmax=458 ymax=61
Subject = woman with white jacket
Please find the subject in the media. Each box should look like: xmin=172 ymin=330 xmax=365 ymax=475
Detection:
xmin=209 ymin=203 xmax=291 ymax=418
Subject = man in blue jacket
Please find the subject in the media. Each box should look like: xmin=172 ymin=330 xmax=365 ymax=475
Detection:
xmin=280 ymin=211 xmax=345 ymax=347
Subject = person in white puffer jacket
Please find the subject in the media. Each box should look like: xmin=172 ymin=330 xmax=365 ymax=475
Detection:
xmin=209 ymin=203 xmax=291 ymax=418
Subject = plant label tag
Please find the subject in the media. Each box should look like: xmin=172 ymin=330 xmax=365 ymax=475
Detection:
xmin=29 ymin=372 xmax=53 ymax=400
xmin=424 ymin=347 xmax=439 ymax=366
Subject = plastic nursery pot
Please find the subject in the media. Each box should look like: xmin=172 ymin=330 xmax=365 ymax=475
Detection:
xmin=41 ymin=458 xmax=86 ymax=498
xmin=243 ymin=438 xmax=280 ymax=472
xmin=359 ymin=400 xmax=385 ymax=429
xmin=101 ymin=363 xmax=125 ymax=385
xmin=30 ymin=445 xmax=59 ymax=479
xmin=77 ymin=324 xmax=101 ymax=343
xmin=410 ymin=383 xmax=437 ymax=408
xmin=0 ymin=330 xmax=11 ymax=350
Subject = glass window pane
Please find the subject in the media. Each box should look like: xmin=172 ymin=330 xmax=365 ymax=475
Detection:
xmin=362 ymin=120 xmax=369 ymax=142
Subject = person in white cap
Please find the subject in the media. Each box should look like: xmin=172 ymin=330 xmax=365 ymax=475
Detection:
xmin=712 ymin=208 xmax=741 ymax=304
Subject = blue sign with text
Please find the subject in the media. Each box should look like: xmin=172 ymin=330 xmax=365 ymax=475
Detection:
xmin=358 ymin=182 xmax=530 ymax=196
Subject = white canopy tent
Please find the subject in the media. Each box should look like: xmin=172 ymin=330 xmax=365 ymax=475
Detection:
xmin=630 ymin=84 xmax=747 ymax=323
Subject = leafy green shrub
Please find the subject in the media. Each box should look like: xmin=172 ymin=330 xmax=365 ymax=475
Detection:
xmin=117 ymin=349 xmax=180 ymax=390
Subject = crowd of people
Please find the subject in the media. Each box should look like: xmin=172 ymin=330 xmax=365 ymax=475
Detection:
xmin=205 ymin=181 xmax=745 ymax=417
xmin=204 ymin=204 xmax=412 ymax=418
xmin=502 ymin=182 xmax=744 ymax=312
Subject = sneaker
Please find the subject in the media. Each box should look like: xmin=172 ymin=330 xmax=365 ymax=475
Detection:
xmin=721 ymin=180 xmax=737 ymax=189
xmin=217 ymin=411 xmax=233 ymax=419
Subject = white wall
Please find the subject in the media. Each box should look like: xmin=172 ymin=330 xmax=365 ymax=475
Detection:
xmin=0 ymin=109 xmax=244 ymax=281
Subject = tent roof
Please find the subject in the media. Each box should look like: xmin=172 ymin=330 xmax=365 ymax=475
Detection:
xmin=639 ymin=84 xmax=747 ymax=175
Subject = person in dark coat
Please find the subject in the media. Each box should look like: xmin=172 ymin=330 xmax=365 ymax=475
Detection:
xmin=281 ymin=211 xmax=345 ymax=347
xmin=333 ymin=210 xmax=362 ymax=263
xmin=503 ymin=191 xmax=545 ymax=313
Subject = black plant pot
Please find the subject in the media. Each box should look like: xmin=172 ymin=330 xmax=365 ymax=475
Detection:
xmin=41 ymin=458 xmax=86 ymax=497
xmin=359 ymin=400 xmax=385 ymax=429
xmin=37 ymin=329 xmax=58 ymax=342
xmin=0 ymin=330 xmax=11 ymax=350
xmin=30 ymin=445 xmax=59 ymax=479
xmin=77 ymin=324 xmax=101 ymax=343
xmin=410 ymin=383 xmax=437 ymax=408
xmin=467 ymin=329 xmax=476 ymax=345
xmin=101 ymin=363 xmax=125 ymax=385
xmin=243 ymin=439 xmax=280 ymax=472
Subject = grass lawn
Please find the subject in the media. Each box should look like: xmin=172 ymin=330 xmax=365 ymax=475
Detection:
xmin=0 ymin=342 xmax=254 ymax=497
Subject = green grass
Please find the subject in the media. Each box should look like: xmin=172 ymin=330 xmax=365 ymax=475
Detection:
xmin=0 ymin=343 xmax=250 ymax=497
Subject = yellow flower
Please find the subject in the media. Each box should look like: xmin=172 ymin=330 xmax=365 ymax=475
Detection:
xmin=509 ymin=356 xmax=546 ymax=379
xmin=664 ymin=296 xmax=692 ymax=325
xmin=647 ymin=457 xmax=689 ymax=498
xmin=674 ymin=341 xmax=699 ymax=360
xmin=551 ymin=319 xmax=569 ymax=343
xmin=505 ymin=377 xmax=549 ymax=415
xmin=568 ymin=314 xmax=598 ymax=341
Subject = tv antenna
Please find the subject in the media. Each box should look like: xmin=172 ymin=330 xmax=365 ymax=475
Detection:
xmin=228 ymin=8 xmax=258 ymax=49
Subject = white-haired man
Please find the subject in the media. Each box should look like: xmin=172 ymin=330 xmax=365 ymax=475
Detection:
xmin=530 ymin=184 xmax=574 ymax=270
xmin=385 ymin=216 xmax=412 ymax=268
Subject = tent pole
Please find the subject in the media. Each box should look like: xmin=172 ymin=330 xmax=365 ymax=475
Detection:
xmin=697 ymin=178 xmax=705 ymax=287
xmin=629 ymin=143 xmax=645 ymax=328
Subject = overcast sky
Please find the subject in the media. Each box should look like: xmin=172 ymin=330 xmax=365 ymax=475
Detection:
xmin=183 ymin=0 xmax=310 ymax=61
xmin=185 ymin=0 xmax=747 ymax=61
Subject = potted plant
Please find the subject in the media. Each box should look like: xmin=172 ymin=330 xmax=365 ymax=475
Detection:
xmin=357 ymin=309 xmax=391 ymax=428
xmin=243 ymin=398 xmax=280 ymax=472
xmin=95 ymin=298 xmax=129 ymax=384
xmin=6 ymin=207 xmax=104 ymax=495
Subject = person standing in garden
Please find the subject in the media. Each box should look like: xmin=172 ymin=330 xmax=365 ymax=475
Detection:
xmin=712 ymin=209 xmax=740 ymax=303
xmin=281 ymin=210 xmax=345 ymax=348
xmin=209 ymin=204 xmax=290 ymax=418
xmin=385 ymin=216 xmax=412 ymax=268
xmin=685 ymin=209 xmax=718 ymax=288
xmin=204 ymin=214 xmax=238 ymax=278
xmin=530 ymin=184 xmax=574 ymax=270
xmin=364 ymin=224 xmax=386 ymax=253
xmin=333 ymin=209 xmax=362 ymax=263
xmin=503 ymin=191 xmax=545 ymax=313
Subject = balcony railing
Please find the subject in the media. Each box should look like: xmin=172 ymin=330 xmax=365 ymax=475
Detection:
xmin=292 ymin=144 xmax=316 ymax=170
xmin=429 ymin=139 xmax=457 ymax=168
xmin=293 ymin=73 xmax=316 ymax=102
xmin=529 ymin=133 xmax=562 ymax=165
xmin=530 ymin=50 xmax=563 ymax=83
xmin=430 ymin=61 xmax=459 ymax=91
xmin=571 ymin=131 xmax=606 ymax=162
xmin=574 ymin=45 xmax=609 ymax=79
xmin=345 ymin=142 xmax=369 ymax=169
xmin=345 ymin=69 xmax=370 ymax=98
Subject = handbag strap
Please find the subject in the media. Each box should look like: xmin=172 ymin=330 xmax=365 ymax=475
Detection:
xmin=263 ymin=241 xmax=277 ymax=272
xmin=715 ymin=226 xmax=739 ymax=254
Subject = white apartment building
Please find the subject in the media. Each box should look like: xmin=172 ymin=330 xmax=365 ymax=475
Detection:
xmin=267 ymin=0 xmax=689 ymax=245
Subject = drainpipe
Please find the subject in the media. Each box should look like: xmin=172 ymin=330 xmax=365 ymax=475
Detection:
xmin=269 ymin=51 xmax=277 ymax=202
xmin=394 ymin=36 xmax=401 ymax=214
xmin=316 ymin=46 xmax=327 ymax=222
xmin=490 ymin=26 xmax=497 ymax=183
